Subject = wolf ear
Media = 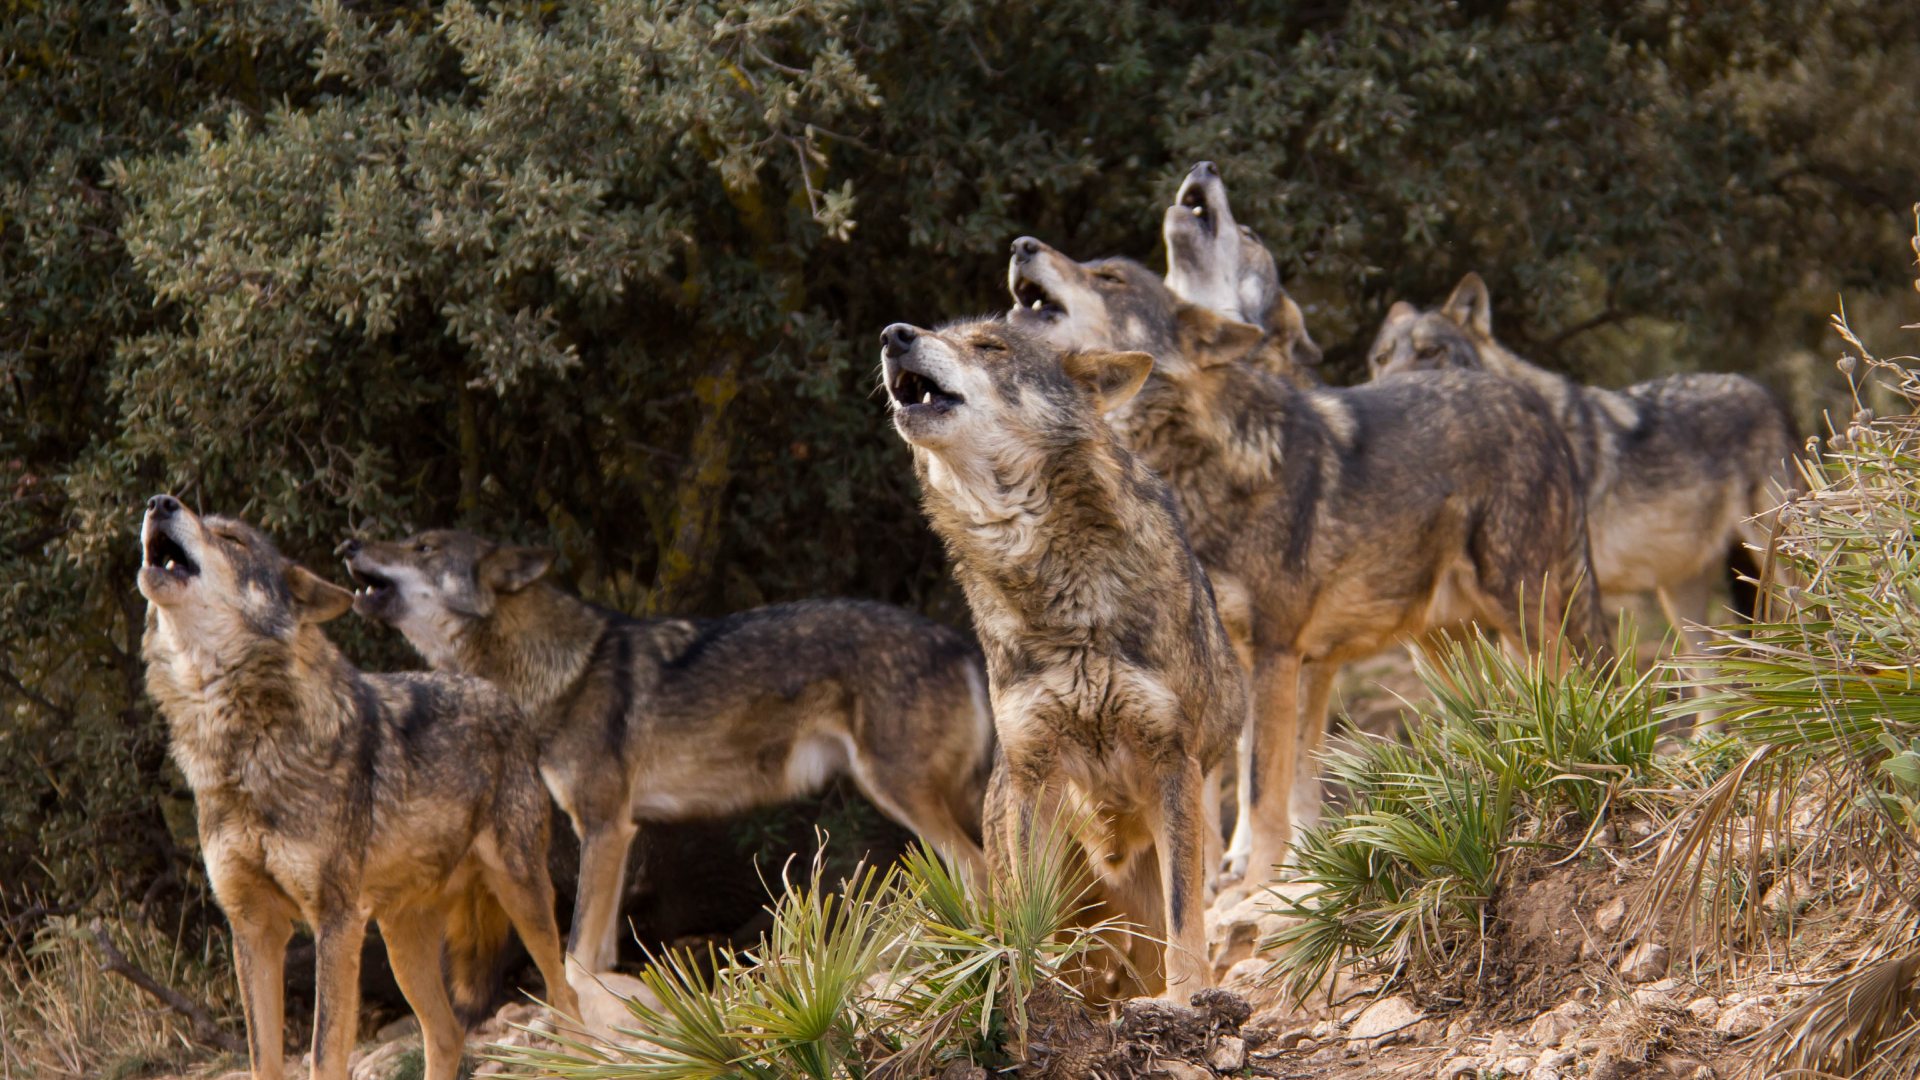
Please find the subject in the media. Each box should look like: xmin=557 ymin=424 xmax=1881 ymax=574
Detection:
xmin=1270 ymin=295 xmax=1323 ymax=368
xmin=1441 ymin=273 xmax=1492 ymax=337
xmin=286 ymin=564 xmax=353 ymax=624
xmin=1383 ymin=300 xmax=1418 ymax=325
xmin=1062 ymin=350 xmax=1155 ymax=412
xmin=479 ymin=546 xmax=554 ymax=594
xmin=1175 ymin=303 xmax=1265 ymax=366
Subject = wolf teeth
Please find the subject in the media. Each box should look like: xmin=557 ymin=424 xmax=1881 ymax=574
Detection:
xmin=165 ymin=559 xmax=177 ymax=571
xmin=921 ymin=392 xmax=932 ymax=405
xmin=1031 ymin=298 xmax=1044 ymax=311
xmin=1191 ymin=205 xmax=1205 ymax=217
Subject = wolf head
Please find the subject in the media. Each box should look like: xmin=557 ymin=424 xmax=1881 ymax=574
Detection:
xmin=1007 ymin=237 xmax=1265 ymax=391
xmin=138 ymin=494 xmax=352 ymax=657
xmin=337 ymin=530 xmax=553 ymax=666
xmin=1161 ymin=162 xmax=1322 ymax=380
xmin=1367 ymin=272 xmax=1496 ymax=379
xmin=879 ymin=317 xmax=1150 ymax=470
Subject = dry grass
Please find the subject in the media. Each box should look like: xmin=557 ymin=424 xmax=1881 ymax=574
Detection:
xmin=0 ymin=914 xmax=238 ymax=1080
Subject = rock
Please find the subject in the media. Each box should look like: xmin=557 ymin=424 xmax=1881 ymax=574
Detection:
xmin=1714 ymin=999 xmax=1773 ymax=1038
xmin=349 ymin=1039 xmax=419 ymax=1080
xmin=1760 ymin=873 xmax=1815 ymax=919
xmin=373 ymin=1016 xmax=420 ymax=1044
xmin=1501 ymin=1057 xmax=1535 ymax=1077
xmin=1208 ymin=1035 xmax=1247 ymax=1072
xmin=1632 ymin=988 xmax=1676 ymax=1009
xmin=1527 ymin=1001 xmax=1590 ymax=1047
xmin=1619 ymin=941 xmax=1670 ymax=983
xmin=1689 ymin=1068 xmax=1715 ymax=1080
xmin=1539 ymin=1049 xmax=1577 ymax=1070
xmin=1207 ymin=882 xmax=1313 ymax=979
xmin=1593 ymin=896 xmax=1628 ymax=935
xmin=1685 ymin=997 xmax=1721 ymax=1025
xmin=1346 ymin=995 xmax=1426 ymax=1048
xmin=1220 ymin=956 xmax=1268 ymax=991
xmin=1272 ymin=1025 xmax=1316 ymax=1050
xmin=938 ymin=1063 xmax=987 ymax=1080
xmin=1146 ymin=1061 xmax=1212 ymax=1080
xmin=1435 ymin=1056 xmax=1479 ymax=1080
xmin=1307 ymin=1045 xmax=1345 ymax=1064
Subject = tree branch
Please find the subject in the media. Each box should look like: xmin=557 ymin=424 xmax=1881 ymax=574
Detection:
xmin=89 ymin=919 xmax=246 ymax=1056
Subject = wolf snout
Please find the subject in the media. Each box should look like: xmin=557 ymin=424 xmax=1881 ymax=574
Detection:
xmin=335 ymin=538 xmax=362 ymax=559
xmin=881 ymin=323 xmax=918 ymax=358
xmin=1190 ymin=160 xmax=1218 ymax=178
xmin=147 ymin=493 xmax=181 ymax=519
xmin=1011 ymin=236 xmax=1043 ymax=261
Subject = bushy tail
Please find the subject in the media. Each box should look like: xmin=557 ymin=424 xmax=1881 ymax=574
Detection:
xmin=446 ymin=879 xmax=513 ymax=1029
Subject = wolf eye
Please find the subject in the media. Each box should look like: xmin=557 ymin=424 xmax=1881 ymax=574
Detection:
xmin=974 ymin=338 xmax=1006 ymax=353
xmin=414 ymin=541 xmax=434 ymax=555
xmin=1417 ymin=343 xmax=1446 ymax=360
xmin=213 ymin=528 xmax=246 ymax=546
xmin=1093 ymin=270 xmax=1124 ymax=285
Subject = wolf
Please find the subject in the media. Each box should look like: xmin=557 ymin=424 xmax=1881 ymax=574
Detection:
xmin=877 ymin=316 xmax=1245 ymax=998
xmin=136 ymin=496 xmax=578 ymax=1080
xmin=337 ymin=533 xmax=993 ymax=973
xmin=1161 ymin=160 xmax=1323 ymax=387
xmin=1007 ymin=240 xmax=1605 ymax=882
xmin=1368 ymin=273 xmax=1799 ymax=711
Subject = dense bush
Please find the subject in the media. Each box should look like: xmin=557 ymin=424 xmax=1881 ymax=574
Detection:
xmin=4 ymin=0 xmax=1916 ymax=935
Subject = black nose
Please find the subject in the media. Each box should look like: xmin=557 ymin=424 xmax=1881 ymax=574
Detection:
xmin=880 ymin=323 xmax=918 ymax=357
xmin=147 ymin=494 xmax=180 ymax=518
xmin=1192 ymin=160 xmax=1218 ymax=177
xmin=335 ymin=538 xmax=361 ymax=559
xmin=1011 ymin=236 xmax=1041 ymax=261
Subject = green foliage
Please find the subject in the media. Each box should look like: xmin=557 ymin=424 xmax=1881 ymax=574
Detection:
xmin=2 ymin=0 xmax=1915 ymax=934
xmin=1266 ymin=629 xmax=1661 ymax=1000
xmin=497 ymin=833 xmax=1113 ymax=1079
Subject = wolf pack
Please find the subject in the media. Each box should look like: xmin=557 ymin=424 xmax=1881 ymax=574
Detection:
xmin=136 ymin=163 xmax=1799 ymax=1080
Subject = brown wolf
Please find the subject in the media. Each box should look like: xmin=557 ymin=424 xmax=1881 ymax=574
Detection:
xmin=1161 ymin=160 xmax=1323 ymax=387
xmin=337 ymin=532 xmax=993 ymax=972
xmin=137 ymin=496 xmax=578 ymax=1080
xmin=1368 ymin=273 xmax=1799 ymax=713
xmin=1007 ymin=241 xmax=1605 ymax=882
xmin=878 ymin=316 xmax=1244 ymax=997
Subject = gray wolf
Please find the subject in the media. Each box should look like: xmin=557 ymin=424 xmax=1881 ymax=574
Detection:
xmin=1368 ymin=273 xmax=1799 ymax=712
xmin=137 ymin=495 xmax=578 ymax=1080
xmin=1162 ymin=160 xmax=1323 ymax=387
xmin=878 ymin=316 xmax=1245 ymax=998
xmin=1007 ymin=241 xmax=1605 ymax=882
xmin=337 ymin=532 xmax=993 ymax=972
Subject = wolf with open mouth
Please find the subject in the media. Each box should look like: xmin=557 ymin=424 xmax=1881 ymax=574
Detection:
xmin=137 ymin=495 xmax=578 ymax=1080
xmin=881 ymin=317 xmax=1244 ymax=1000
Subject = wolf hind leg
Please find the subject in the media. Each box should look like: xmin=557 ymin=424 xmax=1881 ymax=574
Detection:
xmin=1656 ymin=573 xmax=1722 ymax=736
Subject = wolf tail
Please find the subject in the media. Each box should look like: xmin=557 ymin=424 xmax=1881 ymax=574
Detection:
xmin=446 ymin=878 xmax=513 ymax=1029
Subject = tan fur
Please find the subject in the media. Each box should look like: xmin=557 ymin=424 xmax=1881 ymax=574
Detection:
xmin=879 ymin=318 xmax=1245 ymax=999
xmin=137 ymin=497 xmax=577 ymax=1080
xmin=1008 ymin=245 xmax=1606 ymax=882
xmin=340 ymin=532 xmax=993 ymax=972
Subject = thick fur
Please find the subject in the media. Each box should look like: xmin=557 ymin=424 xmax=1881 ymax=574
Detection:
xmin=339 ymin=532 xmax=993 ymax=973
xmin=1369 ymin=274 xmax=1800 ymax=711
xmin=1160 ymin=161 xmax=1323 ymax=387
xmin=137 ymin=498 xmax=577 ymax=1080
xmin=878 ymin=316 xmax=1244 ymax=999
xmin=1007 ymin=244 xmax=1606 ymax=882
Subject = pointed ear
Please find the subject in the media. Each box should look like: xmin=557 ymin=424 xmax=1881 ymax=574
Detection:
xmin=1062 ymin=350 xmax=1155 ymax=412
xmin=286 ymin=564 xmax=353 ymax=624
xmin=1384 ymin=300 xmax=1418 ymax=325
xmin=1175 ymin=303 xmax=1265 ymax=366
xmin=479 ymin=545 xmax=554 ymax=594
xmin=1441 ymin=273 xmax=1492 ymax=336
xmin=1270 ymin=295 xmax=1323 ymax=367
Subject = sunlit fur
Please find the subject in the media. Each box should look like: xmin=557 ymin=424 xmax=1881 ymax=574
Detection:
xmin=138 ymin=500 xmax=577 ymax=1080
xmin=1009 ymin=244 xmax=1606 ymax=884
xmin=1369 ymin=273 xmax=1801 ymax=722
xmin=881 ymin=317 xmax=1244 ymax=1000
xmin=342 ymin=530 xmax=993 ymax=972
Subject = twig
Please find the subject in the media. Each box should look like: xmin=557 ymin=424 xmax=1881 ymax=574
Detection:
xmin=88 ymin=918 xmax=246 ymax=1055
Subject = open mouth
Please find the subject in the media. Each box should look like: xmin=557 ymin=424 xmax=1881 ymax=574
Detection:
xmin=143 ymin=528 xmax=199 ymax=581
xmin=888 ymin=363 xmax=963 ymax=414
xmin=345 ymin=563 xmax=397 ymax=605
xmin=1012 ymin=273 xmax=1065 ymax=319
xmin=1176 ymin=181 xmax=1216 ymax=234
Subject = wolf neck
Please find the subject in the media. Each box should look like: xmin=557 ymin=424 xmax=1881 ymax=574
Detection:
xmin=455 ymin=584 xmax=604 ymax=717
xmin=916 ymin=433 xmax=1175 ymax=636
xmin=1119 ymin=366 xmax=1296 ymax=552
xmin=1474 ymin=336 xmax=1633 ymax=473
xmin=144 ymin=613 xmax=355 ymax=796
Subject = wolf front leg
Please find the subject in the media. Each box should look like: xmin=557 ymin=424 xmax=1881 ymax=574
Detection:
xmin=1156 ymin=754 xmax=1213 ymax=996
xmin=1286 ymin=662 xmax=1338 ymax=840
xmin=1242 ymin=649 xmax=1304 ymax=884
xmin=307 ymin=912 xmax=368 ymax=1080
xmin=569 ymin=819 xmax=638 ymax=972
xmin=227 ymin=906 xmax=293 ymax=1080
